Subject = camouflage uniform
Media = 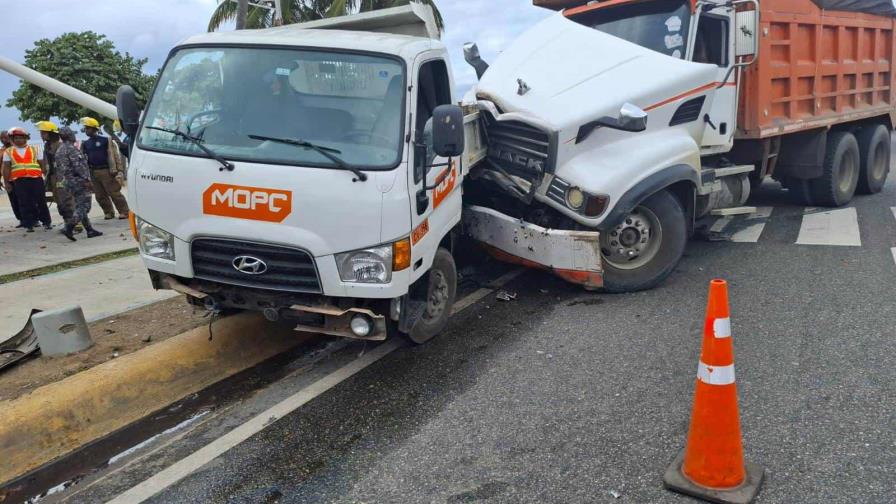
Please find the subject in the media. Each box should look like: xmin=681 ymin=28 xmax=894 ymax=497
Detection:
xmin=54 ymin=142 xmax=93 ymax=225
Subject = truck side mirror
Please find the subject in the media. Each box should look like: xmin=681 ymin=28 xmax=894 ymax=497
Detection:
xmin=735 ymin=9 xmax=758 ymax=59
xmin=575 ymin=103 xmax=648 ymax=144
xmin=116 ymin=85 xmax=140 ymax=138
xmin=431 ymin=104 xmax=465 ymax=157
xmin=617 ymin=103 xmax=648 ymax=132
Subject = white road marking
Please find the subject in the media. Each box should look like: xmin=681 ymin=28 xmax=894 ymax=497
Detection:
xmin=708 ymin=207 xmax=772 ymax=243
xmin=107 ymin=268 xmax=524 ymax=504
xmin=730 ymin=206 xmax=773 ymax=243
xmin=796 ymin=207 xmax=861 ymax=247
xmin=452 ymin=269 xmax=525 ymax=313
xmin=710 ymin=217 xmax=731 ymax=234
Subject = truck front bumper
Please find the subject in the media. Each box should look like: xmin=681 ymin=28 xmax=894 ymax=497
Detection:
xmin=463 ymin=205 xmax=604 ymax=289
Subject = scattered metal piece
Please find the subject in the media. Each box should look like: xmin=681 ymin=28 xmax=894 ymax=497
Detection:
xmin=610 ymin=490 xmax=621 ymax=499
xmin=0 ymin=309 xmax=42 ymax=373
xmin=496 ymin=290 xmax=517 ymax=301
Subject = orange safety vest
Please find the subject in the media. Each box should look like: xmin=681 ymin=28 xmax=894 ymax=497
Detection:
xmin=8 ymin=145 xmax=42 ymax=180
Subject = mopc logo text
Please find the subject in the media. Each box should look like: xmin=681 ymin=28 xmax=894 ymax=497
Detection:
xmin=202 ymin=183 xmax=292 ymax=223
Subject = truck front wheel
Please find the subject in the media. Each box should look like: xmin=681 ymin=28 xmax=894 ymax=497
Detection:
xmin=406 ymin=247 xmax=457 ymax=344
xmin=600 ymin=189 xmax=687 ymax=293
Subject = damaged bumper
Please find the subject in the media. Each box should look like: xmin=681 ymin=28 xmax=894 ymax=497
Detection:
xmin=463 ymin=205 xmax=603 ymax=289
xmin=152 ymin=272 xmax=390 ymax=340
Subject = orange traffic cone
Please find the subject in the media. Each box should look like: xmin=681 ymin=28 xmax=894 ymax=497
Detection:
xmin=663 ymin=279 xmax=764 ymax=504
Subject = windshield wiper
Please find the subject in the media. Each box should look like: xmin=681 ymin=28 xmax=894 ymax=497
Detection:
xmin=248 ymin=134 xmax=367 ymax=182
xmin=146 ymin=126 xmax=234 ymax=172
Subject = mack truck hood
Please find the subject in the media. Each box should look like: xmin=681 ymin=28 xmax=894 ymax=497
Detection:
xmin=475 ymin=13 xmax=718 ymax=133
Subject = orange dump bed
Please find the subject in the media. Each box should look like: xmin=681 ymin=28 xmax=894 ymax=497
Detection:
xmin=739 ymin=0 xmax=896 ymax=138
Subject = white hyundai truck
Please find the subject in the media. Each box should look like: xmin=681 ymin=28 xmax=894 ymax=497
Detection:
xmin=116 ymin=4 xmax=540 ymax=343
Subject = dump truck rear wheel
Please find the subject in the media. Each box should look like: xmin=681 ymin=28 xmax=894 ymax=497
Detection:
xmin=600 ymin=189 xmax=686 ymax=293
xmin=406 ymin=248 xmax=457 ymax=344
xmin=855 ymin=124 xmax=890 ymax=195
xmin=810 ymin=131 xmax=860 ymax=206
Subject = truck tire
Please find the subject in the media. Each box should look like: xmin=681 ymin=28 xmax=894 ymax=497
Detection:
xmin=407 ymin=247 xmax=457 ymax=344
xmin=809 ymin=131 xmax=860 ymax=206
xmin=600 ymin=189 xmax=687 ymax=293
xmin=855 ymin=124 xmax=890 ymax=195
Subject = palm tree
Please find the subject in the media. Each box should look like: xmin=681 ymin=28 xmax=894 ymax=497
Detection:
xmin=208 ymin=0 xmax=444 ymax=33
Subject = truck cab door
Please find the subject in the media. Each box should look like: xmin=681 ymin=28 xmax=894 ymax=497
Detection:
xmin=407 ymin=57 xmax=462 ymax=282
xmin=692 ymin=6 xmax=738 ymax=153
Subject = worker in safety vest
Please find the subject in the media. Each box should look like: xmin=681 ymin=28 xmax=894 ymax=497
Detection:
xmin=1 ymin=127 xmax=52 ymax=232
xmin=38 ymin=121 xmax=76 ymax=228
xmin=0 ymin=131 xmax=23 ymax=227
xmin=80 ymin=117 xmax=129 ymax=219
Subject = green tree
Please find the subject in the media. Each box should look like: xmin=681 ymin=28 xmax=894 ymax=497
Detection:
xmin=208 ymin=0 xmax=444 ymax=33
xmin=5 ymin=31 xmax=156 ymax=128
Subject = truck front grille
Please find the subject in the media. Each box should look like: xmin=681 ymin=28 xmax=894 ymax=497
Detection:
xmin=191 ymin=238 xmax=321 ymax=294
xmin=482 ymin=113 xmax=556 ymax=179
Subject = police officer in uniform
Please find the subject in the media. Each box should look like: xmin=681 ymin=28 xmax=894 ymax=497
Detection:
xmin=38 ymin=121 xmax=76 ymax=228
xmin=56 ymin=127 xmax=102 ymax=241
xmin=80 ymin=117 xmax=129 ymax=219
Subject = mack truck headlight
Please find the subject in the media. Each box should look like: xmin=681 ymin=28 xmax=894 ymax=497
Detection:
xmin=336 ymin=239 xmax=411 ymax=284
xmin=137 ymin=219 xmax=175 ymax=261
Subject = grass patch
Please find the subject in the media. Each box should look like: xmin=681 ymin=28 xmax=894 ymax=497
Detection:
xmin=0 ymin=248 xmax=139 ymax=285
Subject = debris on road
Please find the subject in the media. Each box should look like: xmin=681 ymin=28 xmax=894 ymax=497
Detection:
xmin=496 ymin=290 xmax=517 ymax=301
xmin=609 ymin=490 xmax=621 ymax=499
xmin=0 ymin=309 xmax=41 ymax=373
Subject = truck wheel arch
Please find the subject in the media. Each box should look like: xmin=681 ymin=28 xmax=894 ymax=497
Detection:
xmin=598 ymin=164 xmax=698 ymax=233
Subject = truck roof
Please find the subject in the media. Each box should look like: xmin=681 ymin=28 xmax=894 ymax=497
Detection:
xmin=177 ymin=4 xmax=441 ymax=58
xmin=179 ymin=27 xmax=435 ymax=58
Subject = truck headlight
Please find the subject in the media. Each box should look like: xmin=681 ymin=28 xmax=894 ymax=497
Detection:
xmin=336 ymin=239 xmax=411 ymax=284
xmin=337 ymin=245 xmax=393 ymax=283
xmin=137 ymin=219 xmax=175 ymax=261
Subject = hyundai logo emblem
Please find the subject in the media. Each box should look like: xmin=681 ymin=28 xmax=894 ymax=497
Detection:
xmin=232 ymin=255 xmax=268 ymax=275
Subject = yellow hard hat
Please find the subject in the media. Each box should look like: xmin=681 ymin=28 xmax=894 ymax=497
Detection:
xmin=80 ymin=117 xmax=101 ymax=129
xmin=36 ymin=121 xmax=59 ymax=133
xmin=113 ymin=119 xmax=122 ymax=133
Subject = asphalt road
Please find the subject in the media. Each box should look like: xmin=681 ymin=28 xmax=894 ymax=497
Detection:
xmin=51 ymin=177 xmax=895 ymax=504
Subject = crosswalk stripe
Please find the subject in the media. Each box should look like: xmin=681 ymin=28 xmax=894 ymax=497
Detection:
xmin=730 ymin=206 xmax=773 ymax=243
xmin=796 ymin=207 xmax=861 ymax=247
xmin=709 ymin=206 xmax=772 ymax=243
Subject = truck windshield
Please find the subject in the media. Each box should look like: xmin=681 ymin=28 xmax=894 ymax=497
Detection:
xmin=568 ymin=1 xmax=692 ymax=59
xmin=138 ymin=47 xmax=405 ymax=169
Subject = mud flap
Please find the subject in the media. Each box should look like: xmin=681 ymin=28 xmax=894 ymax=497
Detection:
xmin=463 ymin=205 xmax=603 ymax=288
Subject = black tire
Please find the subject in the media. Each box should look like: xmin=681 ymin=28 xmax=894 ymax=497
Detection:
xmin=809 ymin=131 xmax=860 ymax=206
xmin=406 ymin=247 xmax=457 ymax=344
xmin=600 ymin=189 xmax=687 ymax=293
xmin=855 ymin=124 xmax=890 ymax=194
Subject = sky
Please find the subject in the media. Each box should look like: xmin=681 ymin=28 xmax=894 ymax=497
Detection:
xmin=0 ymin=0 xmax=551 ymax=137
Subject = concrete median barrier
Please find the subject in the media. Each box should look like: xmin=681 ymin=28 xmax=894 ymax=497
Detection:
xmin=0 ymin=312 xmax=309 ymax=487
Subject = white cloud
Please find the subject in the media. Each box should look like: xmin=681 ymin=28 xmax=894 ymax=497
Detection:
xmin=0 ymin=0 xmax=550 ymax=133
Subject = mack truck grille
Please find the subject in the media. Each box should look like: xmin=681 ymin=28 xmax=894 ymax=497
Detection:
xmin=482 ymin=113 xmax=556 ymax=178
xmin=191 ymin=238 xmax=321 ymax=294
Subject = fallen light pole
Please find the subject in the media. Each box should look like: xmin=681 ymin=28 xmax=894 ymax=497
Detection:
xmin=0 ymin=55 xmax=117 ymax=120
